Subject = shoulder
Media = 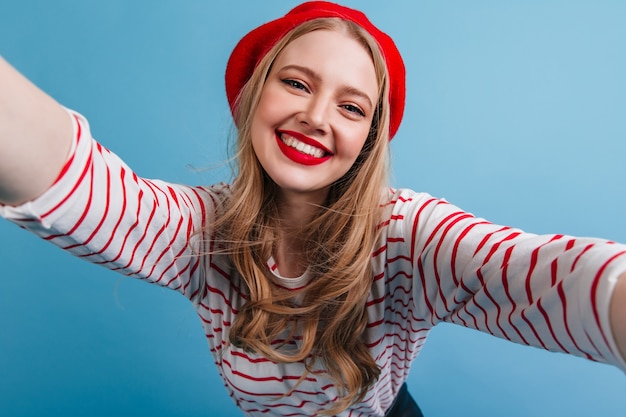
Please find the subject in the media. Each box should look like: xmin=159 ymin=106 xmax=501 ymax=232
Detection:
xmin=381 ymin=187 xmax=444 ymax=217
xmin=379 ymin=187 xmax=477 ymax=240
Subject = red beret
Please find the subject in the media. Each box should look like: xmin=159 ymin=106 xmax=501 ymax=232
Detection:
xmin=225 ymin=1 xmax=406 ymax=140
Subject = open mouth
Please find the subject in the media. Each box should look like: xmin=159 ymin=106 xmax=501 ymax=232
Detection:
xmin=279 ymin=132 xmax=327 ymax=158
xmin=275 ymin=130 xmax=333 ymax=166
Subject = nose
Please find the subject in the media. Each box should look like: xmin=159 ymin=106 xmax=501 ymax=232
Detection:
xmin=296 ymin=94 xmax=331 ymax=135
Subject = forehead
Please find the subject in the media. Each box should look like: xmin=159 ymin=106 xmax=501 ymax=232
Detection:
xmin=273 ymin=29 xmax=379 ymax=99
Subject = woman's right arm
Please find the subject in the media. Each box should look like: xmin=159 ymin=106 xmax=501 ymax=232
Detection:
xmin=0 ymin=56 xmax=73 ymax=206
xmin=0 ymin=55 xmax=223 ymax=301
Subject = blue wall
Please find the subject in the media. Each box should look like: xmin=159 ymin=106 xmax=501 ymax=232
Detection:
xmin=1 ymin=1 xmax=625 ymax=416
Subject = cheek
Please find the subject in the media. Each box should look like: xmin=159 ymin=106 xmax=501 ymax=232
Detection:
xmin=250 ymin=91 xmax=279 ymax=149
xmin=345 ymin=128 xmax=371 ymax=159
xmin=254 ymin=85 xmax=286 ymax=125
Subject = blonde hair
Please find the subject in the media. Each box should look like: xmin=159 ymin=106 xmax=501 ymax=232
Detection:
xmin=214 ymin=18 xmax=391 ymax=414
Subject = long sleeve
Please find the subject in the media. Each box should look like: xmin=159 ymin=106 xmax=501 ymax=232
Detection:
xmin=386 ymin=188 xmax=626 ymax=371
xmin=0 ymin=109 xmax=225 ymax=301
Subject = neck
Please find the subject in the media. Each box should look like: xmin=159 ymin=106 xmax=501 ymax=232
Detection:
xmin=272 ymin=189 xmax=326 ymax=278
xmin=276 ymin=188 xmax=326 ymax=231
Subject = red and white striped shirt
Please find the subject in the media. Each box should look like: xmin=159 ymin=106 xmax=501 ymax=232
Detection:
xmin=2 ymin=110 xmax=626 ymax=416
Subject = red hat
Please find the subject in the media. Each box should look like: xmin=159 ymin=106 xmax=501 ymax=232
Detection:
xmin=225 ymin=1 xmax=405 ymax=140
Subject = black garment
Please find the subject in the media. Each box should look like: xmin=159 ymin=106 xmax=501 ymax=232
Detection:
xmin=385 ymin=384 xmax=424 ymax=417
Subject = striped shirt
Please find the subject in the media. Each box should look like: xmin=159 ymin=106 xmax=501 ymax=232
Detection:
xmin=2 ymin=110 xmax=626 ymax=416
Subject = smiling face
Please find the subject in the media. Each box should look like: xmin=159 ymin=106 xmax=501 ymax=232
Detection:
xmin=250 ymin=28 xmax=379 ymax=205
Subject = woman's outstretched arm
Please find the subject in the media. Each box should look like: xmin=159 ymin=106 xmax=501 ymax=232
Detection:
xmin=610 ymin=273 xmax=626 ymax=362
xmin=0 ymin=56 xmax=72 ymax=206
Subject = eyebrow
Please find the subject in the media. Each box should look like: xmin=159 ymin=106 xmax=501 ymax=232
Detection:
xmin=279 ymin=64 xmax=374 ymax=109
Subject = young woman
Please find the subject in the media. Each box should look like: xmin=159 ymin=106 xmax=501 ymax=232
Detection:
xmin=1 ymin=2 xmax=625 ymax=416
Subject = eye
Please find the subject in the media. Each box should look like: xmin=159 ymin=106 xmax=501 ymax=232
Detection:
xmin=281 ymin=79 xmax=309 ymax=92
xmin=341 ymin=104 xmax=366 ymax=117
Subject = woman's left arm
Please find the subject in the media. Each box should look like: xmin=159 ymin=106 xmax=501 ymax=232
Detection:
xmin=396 ymin=189 xmax=626 ymax=368
xmin=610 ymin=272 xmax=626 ymax=362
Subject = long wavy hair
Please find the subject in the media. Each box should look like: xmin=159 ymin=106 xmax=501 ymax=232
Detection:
xmin=213 ymin=18 xmax=391 ymax=414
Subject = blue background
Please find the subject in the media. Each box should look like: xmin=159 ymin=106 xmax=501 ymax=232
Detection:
xmin=1 ymin=1 xmax=625 ymax=416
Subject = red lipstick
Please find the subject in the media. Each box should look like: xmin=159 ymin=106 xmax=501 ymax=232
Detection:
xmin=275 ymin=130 xmax=332 ymax=166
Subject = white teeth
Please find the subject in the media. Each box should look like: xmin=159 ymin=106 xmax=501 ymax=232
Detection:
xmin=281 ymin=134 xmax=326 ymax=158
